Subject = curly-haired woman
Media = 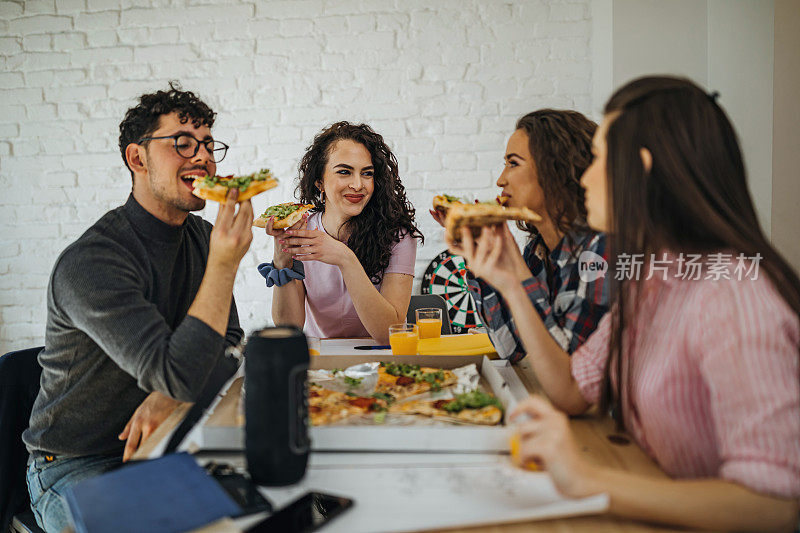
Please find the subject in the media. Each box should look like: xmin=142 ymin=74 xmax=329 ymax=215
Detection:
xmin=445 ymin=110 xmax=609 ymax=363
xmin=260 ymin=122 xmax=423 ymax=343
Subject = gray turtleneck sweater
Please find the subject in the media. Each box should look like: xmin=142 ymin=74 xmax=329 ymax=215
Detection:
xmin=24 ymin=195 xmax=243 ymax=457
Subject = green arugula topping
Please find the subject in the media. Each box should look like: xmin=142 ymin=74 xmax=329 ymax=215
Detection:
xmin=201 ymin=168 xmax=274 ymax=191
xmin=343 ymin=376 xmax=363 ymax=388
xmin=383 ymin=362 xmax=446 ymax=390
xmin=442 ymin=194 xmax=461 ymax=202
xmin=373 ymin=411 xmax=387 ymax=424
xmin=370 ymin=392 xmax=395 ymax=404
xmin=260 ymin=203 xmax=306 ymax=220
xmin=441 ymin=390 xmax=503 ymax=413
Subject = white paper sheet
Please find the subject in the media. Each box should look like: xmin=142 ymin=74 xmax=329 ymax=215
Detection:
xmin=255 ymin=455 xmax=609 ymax=533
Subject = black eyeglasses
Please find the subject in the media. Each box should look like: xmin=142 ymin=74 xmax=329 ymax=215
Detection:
xmin=137 ymin=134 xmax=229 ymax=163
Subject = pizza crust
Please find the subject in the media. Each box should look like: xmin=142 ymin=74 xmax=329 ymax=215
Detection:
xmin=444 ymin=203 xmax=541 ymax=242
xmin=253 ymin=204 xmax=314 ymax=229
xmin=192 ymin=177 xmax=278 ymax=203
xmin=389 ymin=399 xmax=503 ymax=425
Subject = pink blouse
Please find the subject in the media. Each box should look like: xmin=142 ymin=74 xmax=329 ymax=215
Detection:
xmin=302 ymin=212 xmax=417 ymax=339
xmin=571 ymin=266 xmax=800 ymax=498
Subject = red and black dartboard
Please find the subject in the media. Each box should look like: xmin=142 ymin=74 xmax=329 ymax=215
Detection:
xmin=420 ymin=250 xmax=484 ymax=334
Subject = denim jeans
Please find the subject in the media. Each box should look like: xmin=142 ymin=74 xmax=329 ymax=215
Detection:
xmin=26 ymin=453 xmax=122 ymax=533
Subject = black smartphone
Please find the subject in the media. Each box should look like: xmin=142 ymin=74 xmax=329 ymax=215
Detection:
xmin=245 ymin=491 xmax=354 ymax=533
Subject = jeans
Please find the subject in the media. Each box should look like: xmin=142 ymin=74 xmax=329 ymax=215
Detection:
xmin=26 ymin=453 xmax=122 ymax=533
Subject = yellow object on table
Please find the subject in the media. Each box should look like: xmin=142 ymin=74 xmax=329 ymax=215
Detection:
xmin=509 ymin=432 xmax=541 ymax=471
xmin=417 ymin=333 xmax=498 ymax=357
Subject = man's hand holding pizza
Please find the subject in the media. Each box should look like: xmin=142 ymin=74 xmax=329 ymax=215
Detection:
xmin=209 ymin=189 xmax=254 ymax=270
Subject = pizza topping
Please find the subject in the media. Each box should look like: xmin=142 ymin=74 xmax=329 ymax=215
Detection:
xmin=440 ymin=390 xmax=503 ymax=413
xmin=343 ymin=375 xmax=363 ymax=388
xmin=309 ymin=405 xmax=322 ymax=413
xmin=395 ymin=376 xmax=415 ymax=386
xmin=371 ymin=392 xmax=395 ymax=404
xmin=200 ymin=168 xmax=275 ymax=191
xmin=347 ymin=397 xmax=376 ymax=409
xmin=261 ymin=202 xmax=308 ymax=220
xmin=442 ymin=194 xmax=461 ymax=203
xmin=309 ymin=389 xmax=320 ymax=398
xmin=383 ymin=362 xmax=448 ymax=392
xmin=433 ymin=400 xmax=450 ymax=410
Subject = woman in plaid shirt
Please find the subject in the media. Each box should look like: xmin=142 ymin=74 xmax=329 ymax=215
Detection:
xmin=445 ymin=110 xmax=609 ymax=363
xmin=459 ymin=77 xmax=800 ymax=530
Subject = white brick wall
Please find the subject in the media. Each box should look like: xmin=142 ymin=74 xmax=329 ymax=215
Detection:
xmin=0 ymin=0 xmax=593 ymax=353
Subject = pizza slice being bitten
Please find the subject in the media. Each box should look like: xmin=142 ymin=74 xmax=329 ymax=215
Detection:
xmin=192 ymin=168 xmax=278 ymax=203
xmin=444 ymin=202 xmax=541 ymax=243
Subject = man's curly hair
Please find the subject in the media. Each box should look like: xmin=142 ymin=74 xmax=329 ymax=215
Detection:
xmin=118 ymin=81 xmax=216 ymax=180
xmin=296 ymin=122 xmax=424 ymax=284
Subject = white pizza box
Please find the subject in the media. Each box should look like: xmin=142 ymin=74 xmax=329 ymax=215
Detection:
xmin=190 ymin=355 xmax=531 ymax=453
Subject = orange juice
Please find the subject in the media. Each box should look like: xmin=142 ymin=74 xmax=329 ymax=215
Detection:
xmin=509 ymin=432 xmax=541 ymax=471
xmin=389 ymin=331 xmax=419 ymax=355
xmin=417 ymin=318 xmax=442 ymax=339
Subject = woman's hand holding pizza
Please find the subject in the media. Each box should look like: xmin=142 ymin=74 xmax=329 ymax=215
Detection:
xmin=509 ymin=396 xmax=602 ymax=499
xmin=266 ymin=214 xmax=308 ymax=269
xmin=448 ymin=223 xmax=532 ymax=295
xmin=282 ymin=228 xmax=354 ymax=267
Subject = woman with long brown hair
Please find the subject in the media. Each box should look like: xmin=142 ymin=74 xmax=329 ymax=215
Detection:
xmin=445 ymin=110 xmax=609 ymax=361
xmin=261 ymin=122 xmax=423 ymax=343
xmin=458 ymin=76 xmax=800 ymax=530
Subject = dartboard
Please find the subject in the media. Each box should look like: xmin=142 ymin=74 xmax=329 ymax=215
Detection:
xmin=421 ymin=250 xmax=484 ymax=334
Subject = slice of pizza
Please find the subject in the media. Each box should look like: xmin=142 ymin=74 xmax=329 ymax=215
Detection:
xmin=192 ymin=168 xmax=278 ymax=203
xmin=432 ymin=194 xmax=465 ymax=217
xmin=374 ymin=362 xmax=458 ymax=400
xmin=444 ymin=202 xmax=541 ymax=242
xmin=389 ymin=390 xmax=504 ymax=425
xmin=253 ymin=202 xmax=315 ymax=229
xmin=308 ymin=383 xmax=389 ymax=426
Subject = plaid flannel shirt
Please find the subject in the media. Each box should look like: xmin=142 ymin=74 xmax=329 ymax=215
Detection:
xmin=467 ymin=231 xmax=609 ymax=363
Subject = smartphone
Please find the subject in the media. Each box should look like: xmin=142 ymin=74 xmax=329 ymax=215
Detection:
xmin=245 ymin=491 xmax=354 ymax=533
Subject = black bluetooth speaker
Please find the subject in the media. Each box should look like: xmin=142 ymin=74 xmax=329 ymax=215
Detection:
xmin=244 ymin=326 xmax=310 ymax=486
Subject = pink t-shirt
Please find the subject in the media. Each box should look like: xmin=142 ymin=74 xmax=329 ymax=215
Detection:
xmin=302 ymin=212 xmax=417 ymax=338
xmin=571 ymin=264 xmax=800 ymax=499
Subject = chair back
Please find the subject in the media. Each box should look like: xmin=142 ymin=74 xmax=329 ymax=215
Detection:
xmin=0 ymin=347 xmax=44 ymax=533
xmin=406 ymin=294 xmax=452 ymax=335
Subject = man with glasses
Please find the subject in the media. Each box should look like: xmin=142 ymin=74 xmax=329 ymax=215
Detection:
xmin=23 ymin=83 xmax=253 ymax=533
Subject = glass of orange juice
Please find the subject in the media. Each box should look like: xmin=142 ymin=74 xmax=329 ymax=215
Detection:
xmin=415 ymin=308 xmax=442 ymax=339
xmin=388 ymin=323 xmax=419 ymax=355
xmin=307 ymin=337 xmax=321 ymax=356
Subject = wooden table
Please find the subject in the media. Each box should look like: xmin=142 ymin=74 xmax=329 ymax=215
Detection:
xmin=135 ymin=354 xmax=684 ymax=532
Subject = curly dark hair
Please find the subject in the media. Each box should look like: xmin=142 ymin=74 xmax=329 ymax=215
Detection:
xmin=118 ymin=81 xmax=216 ymax=180
xmin=296 ymin=122 xmax=423 ymax=284
xmin=515 ymin=110 xmax=597 ymax=246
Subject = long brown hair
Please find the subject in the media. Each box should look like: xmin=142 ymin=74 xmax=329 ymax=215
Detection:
xmin=514 ymin=110 xmax=596 ymax=245
xmin=296 ymin=122 xmax=423 ymax=284
xmin=599 ymin=76 xmax=800 ymax=427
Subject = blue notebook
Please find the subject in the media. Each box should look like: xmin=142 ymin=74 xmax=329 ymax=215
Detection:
xmin=65 ymin=453 xmax=241 ymax=533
